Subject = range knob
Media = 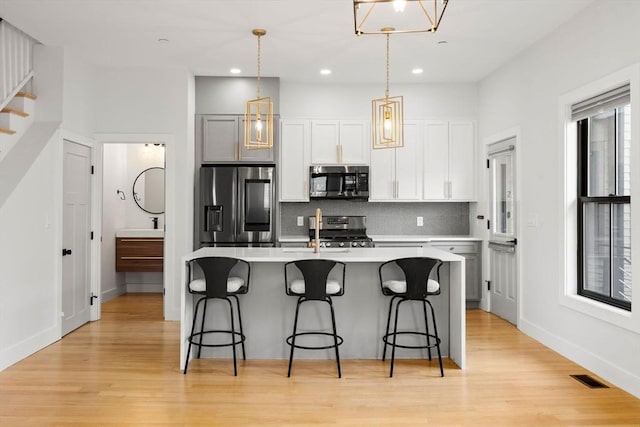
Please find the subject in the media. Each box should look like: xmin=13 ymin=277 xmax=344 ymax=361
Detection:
xmin=351 ymin=242 xmax=358 ymax=248
xmin=325 ymin=242 xmax=332 ymax=248
xmin=360 ymin=242 xmax=367 ymax=247
xmin=338 ymin=242 xmax=345 ymax=247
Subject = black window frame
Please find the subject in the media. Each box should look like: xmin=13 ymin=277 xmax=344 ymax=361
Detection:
xmin=576 ymin=110 xmax=632 ymax=311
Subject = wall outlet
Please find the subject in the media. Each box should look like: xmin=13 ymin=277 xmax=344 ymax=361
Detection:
xmin=417 ymin=216 xmax=424 ymax=227
xmin=297 ymin=216 xmax=304 ymax=227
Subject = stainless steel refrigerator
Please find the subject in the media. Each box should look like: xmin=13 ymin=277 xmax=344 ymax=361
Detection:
xmin=197 ymin=165 xmax=275 ymax=247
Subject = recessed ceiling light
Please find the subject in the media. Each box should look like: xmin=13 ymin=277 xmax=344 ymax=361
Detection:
xmin=157 ymin=38 xmax=169 ymax=44
xmin=412 ymin=68 xmax=424 ymax=75
xmin=437 ymin=40 xmax=448 ymax=45
xmin=320 ymin=69 xmax=332 ymax=75
xmin=230 ymin=68 xmax=242 ymax=74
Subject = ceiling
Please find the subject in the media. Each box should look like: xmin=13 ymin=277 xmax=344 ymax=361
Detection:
xmin=0 ymin=0 xmax=594 ymax=84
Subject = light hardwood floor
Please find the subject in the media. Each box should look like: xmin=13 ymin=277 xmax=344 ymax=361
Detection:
xmin=0 ymin=293 xmax=638 ymax=426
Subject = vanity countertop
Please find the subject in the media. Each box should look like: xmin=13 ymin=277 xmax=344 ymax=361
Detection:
xmin=116 ymin=229 xmax=164 ymax=238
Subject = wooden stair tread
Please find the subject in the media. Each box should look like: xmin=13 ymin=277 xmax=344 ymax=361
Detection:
xmin=0 ymin=128 xmax=17 ymax=135
xmin=15 ymin=92 xmax=37 ymax=100
xmin=1 ymin=107 xmax=29 ymax=117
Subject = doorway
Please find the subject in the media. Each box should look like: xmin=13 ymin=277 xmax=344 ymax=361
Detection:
xmin=487 ymin=137 xmax=518 ymax=325
xmin=99 ymin=139 xmax=166 ymax=319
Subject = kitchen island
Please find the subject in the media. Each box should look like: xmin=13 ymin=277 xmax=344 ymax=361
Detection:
xmin=180 ymin=246 xmax=466 ymax=370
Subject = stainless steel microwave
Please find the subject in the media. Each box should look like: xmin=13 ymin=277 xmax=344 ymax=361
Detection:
xmin=309 ymin=165 xmax=369 ymax=200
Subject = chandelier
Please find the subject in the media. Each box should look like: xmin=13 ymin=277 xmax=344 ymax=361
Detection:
xmin=354 ymin=0 xmax=449 ymax=35
xmin=244 ymin=28 xmax=273 ymax=150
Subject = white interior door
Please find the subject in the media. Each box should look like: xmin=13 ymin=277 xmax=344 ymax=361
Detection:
xmin=62 ymin=140 xmax=92 ymax=336
xmin=488 ymin=138 xmax=518 ymax=324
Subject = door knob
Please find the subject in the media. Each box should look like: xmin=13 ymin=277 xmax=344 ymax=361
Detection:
xmin=62 ymin=248 xmax=72 ymax=256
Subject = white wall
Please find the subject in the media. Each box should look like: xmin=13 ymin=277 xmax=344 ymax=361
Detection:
xmin=93 ymin=66 xmax=193 ymax=321
xmin=0 ymin=132 xmax=59 ymax=370
xmin=477 ymin=1 xmax=640 ymax=397
xmin=101 ymin=143 xmax=127 ymax=301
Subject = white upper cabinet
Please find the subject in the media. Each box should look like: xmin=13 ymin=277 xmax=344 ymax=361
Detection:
xmin=311 ymin=120 xmax=369 ymax=164
xmin=279 ymin=120 xmax=310 ymax=202
xmin=370 ymin=120 xmax=421 ymax=201
xmin=200 ymin=114 xmax=275 ymax=163
xmin=423 ymin=121 xmax=475 ymax=201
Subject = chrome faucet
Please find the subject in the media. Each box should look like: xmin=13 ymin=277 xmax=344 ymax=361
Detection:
xmin=311 ymin=208 xmax=322 ymax=253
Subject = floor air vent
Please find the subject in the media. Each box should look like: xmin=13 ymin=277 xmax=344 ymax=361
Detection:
xmin=570 ymin=374 xmax=609 ymax=389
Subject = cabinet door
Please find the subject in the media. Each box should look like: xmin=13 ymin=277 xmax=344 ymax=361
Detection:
xmin=239 ymin=115 xmax=275 ymax=162
xmin=311 ymin=120 xmax=339 ymax=164
xmin=449 ymin=121 xmax=475 ymax=200
xmin=369 ymin=145 xmax=395 ymax=200
xmin=280 ymin=120 xmax=310 ymax=201
xmin=202 ymin=115 xmax=239 ymax=162
xmin=394 ymin=120 xmax=421 ymax=200
xmin=340 ymin=120 xmax=369 ymax=164
xmin=423 ymin=121 xmax=449 ymax=199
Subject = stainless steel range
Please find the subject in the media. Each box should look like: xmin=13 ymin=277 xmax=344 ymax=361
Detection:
xmin=308 ymin=215 xmax=374 ymax=248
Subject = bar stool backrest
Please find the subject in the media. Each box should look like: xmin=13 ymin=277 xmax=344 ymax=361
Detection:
xmin=288 ymin=259 xmax=344 ymax=300
xmin=395 ymin=257 xmax=442 ymax=300
xmin=193 ymin=256 xmax=240 ymax=298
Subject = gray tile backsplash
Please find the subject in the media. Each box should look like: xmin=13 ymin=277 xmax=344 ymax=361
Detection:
xmin=280 ymin=201 xmax=469 ymax=236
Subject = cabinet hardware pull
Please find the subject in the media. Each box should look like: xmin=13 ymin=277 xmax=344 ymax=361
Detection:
xmin=120 ymin=238 xmax=162 ymax=242
xmin=121 ymin=256 xmax=164 ymax=260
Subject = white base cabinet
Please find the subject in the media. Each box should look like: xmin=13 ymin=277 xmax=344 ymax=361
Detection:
xmin=429 ymin=241 xmax=481 ymax=303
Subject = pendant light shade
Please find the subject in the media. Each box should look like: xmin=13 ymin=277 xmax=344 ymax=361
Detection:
xmin=244 ymin=29 xmax=273 ymax=150
xmin=372 ymin=30 xmax=404 ymax=149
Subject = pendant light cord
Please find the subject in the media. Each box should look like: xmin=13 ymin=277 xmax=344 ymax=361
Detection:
xmin=385 ymin=32 xmax=390 ymax=99
xmin=256 ymin=33 xmax=262 ymax=99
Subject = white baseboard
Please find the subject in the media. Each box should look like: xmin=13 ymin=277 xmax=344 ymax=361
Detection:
xmin=0 ymin=324 xmax=59 ymax=371
xmin=519 ymin=317 xmax=640 ymax=398
xmin=126 ymin=283 xmax=163 ymax=293
xmin=101 ymin=286 xmax=126 ymax=304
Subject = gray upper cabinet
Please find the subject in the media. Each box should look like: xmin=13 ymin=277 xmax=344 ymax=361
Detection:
xmin=198 ymin=114 xmax=275 ymax=163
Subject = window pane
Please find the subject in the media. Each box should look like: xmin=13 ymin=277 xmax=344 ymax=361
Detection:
xmin=618 ymin=105 xmax=631 ymax=196
xmin=612 ymin=203 xmax=632 ymax=303
xmin=491 ymin=154 xmax=514 ymax=235
xmin=583 ymin=203 xmax=610 ymax=295
xmin=588 ymin=111 xmax=616 ymax=196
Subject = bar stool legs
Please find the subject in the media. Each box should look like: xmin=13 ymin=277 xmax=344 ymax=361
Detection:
xmin=383 ymin=297 xmax=444 ymax=378
xmin=286 ymin=297 xmax=343 ymax=378
xmin=183 ymin=295 xmax=246 ymax=376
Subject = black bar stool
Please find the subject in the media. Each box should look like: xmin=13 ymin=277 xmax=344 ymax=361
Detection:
xmin=284 ymin=259 xmax=346 ymax=378
xmin=184 ymin=256 xmax=250 ymax=375
xmin=379 ymin=257 xmax=444 ymax=377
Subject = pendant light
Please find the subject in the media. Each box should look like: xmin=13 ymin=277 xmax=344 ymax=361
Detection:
xmin=353 ymin=0 xmax=449 ymax=35
xmin=372 ymin=28 xmax=403 ymax=149
xmin=244 ymin=28 xmax=273 ymax=150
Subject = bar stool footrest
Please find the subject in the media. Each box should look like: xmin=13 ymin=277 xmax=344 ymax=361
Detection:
xmin=286 ymin=332 xmax=344 ymax=350
xmin=188 ymin=330 xmax=245 ymax=348
xmin=383 ymin=331 xmax=441 ymax=350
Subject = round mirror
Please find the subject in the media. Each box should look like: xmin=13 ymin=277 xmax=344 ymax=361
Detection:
xmin=132 ymin=167 xmax=165 ymax=214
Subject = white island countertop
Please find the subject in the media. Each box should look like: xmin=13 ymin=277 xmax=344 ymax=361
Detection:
xmin=186 ymin=245 xmax=464 ymax=263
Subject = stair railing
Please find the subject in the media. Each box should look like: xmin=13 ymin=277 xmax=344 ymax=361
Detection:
xmin=0 ymin=19 xmax=38 ymax=111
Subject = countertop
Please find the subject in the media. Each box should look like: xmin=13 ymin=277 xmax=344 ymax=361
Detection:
xmin=184 ymin=246 xmax=464 ymax=263
xmin=278 ymin=235 xmax=481 ymax=243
